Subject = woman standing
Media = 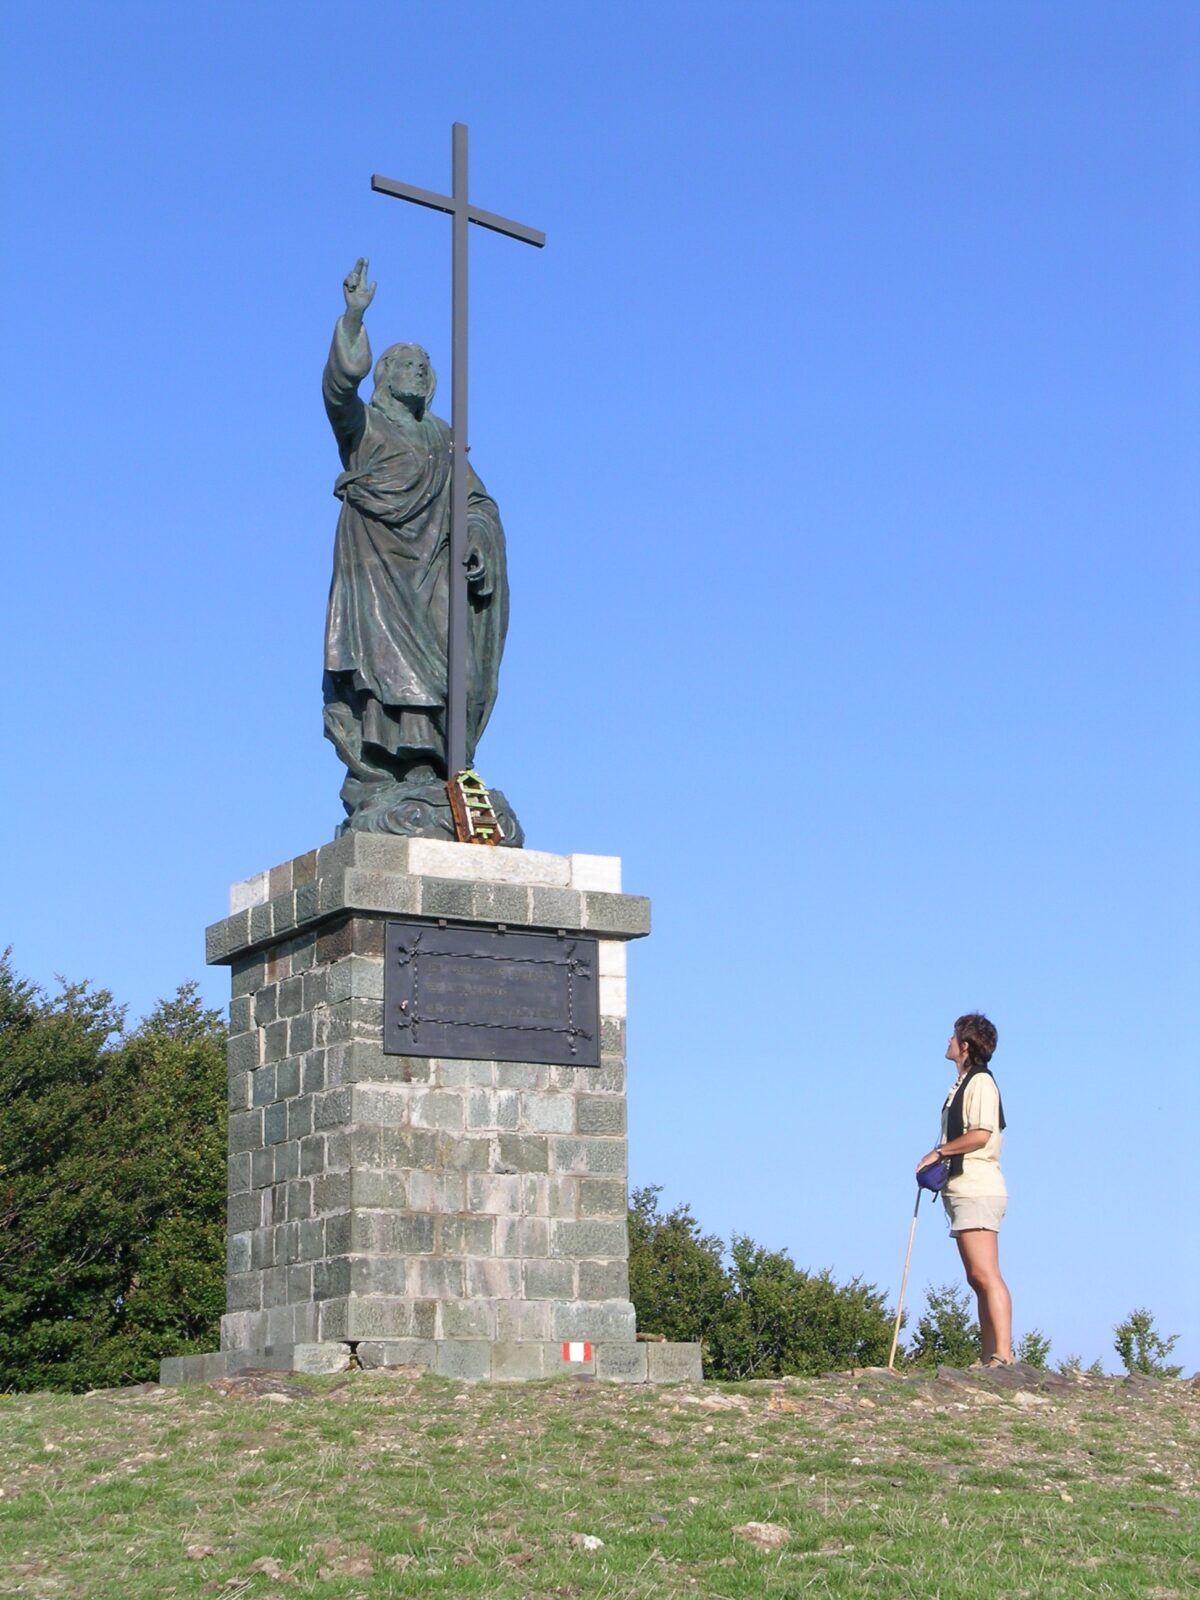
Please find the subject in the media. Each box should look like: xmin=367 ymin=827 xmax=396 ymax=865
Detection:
xmin=916 ymin=1013 xmax=1012 ymax=1366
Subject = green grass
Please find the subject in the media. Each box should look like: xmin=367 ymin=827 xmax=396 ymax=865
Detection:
xmin=0 ymin=1367 xmax=1196 ymax=1597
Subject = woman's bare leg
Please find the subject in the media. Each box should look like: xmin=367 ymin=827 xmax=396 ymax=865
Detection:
xmin=955 ymin=1229 xmax=1012 ymax=1362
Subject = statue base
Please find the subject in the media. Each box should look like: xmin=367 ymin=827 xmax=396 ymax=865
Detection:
xmin=340 ymin=775 xmax=524 ymax=846
xmin=162 ymin=836 xmax=700 ymax=1386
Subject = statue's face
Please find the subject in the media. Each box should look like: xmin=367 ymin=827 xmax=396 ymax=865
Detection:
xmin=386 ymin=347 xmax=432 ymax=403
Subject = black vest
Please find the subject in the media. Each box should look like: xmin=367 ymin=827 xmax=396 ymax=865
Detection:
xmin=943 ymin=1065 xmax=1006 ymax=1179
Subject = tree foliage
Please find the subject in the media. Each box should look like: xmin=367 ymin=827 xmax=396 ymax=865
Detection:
xmin=1113 ymin=1308 xmax=1182 ymax=1379
xmin=905 ymin=1282 xmax=981 ymax=1368
xmin=0 ymin=954 xmax=227 ymax=1392
xmin=627 ymin=1186 xmax=894 ymax=1380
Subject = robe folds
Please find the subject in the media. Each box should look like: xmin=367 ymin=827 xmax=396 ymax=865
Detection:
xmin=322 ymin=318 xmax=508 ymax=771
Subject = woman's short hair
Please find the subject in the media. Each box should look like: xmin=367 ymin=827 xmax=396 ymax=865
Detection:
xmin=954 ymin=1012 xmax=998 ymax=1069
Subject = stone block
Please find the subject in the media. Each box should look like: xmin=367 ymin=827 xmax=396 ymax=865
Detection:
xmin=277 ymin=974 xmax=304 ymax=1018
xmin=596 ymin=1342 xmax=649 ymax=1383
xmin=407 ymin=1257 xmax=466 ymax=1299
xmin=404 ymin=1170 xmax=466 ymax=1213
xmin=228 ymin=1190 xmax=263 ymax=1234
xmin=379 ymin=1127 xmax=438 ymax=1169
xmin=471 ymin=882 xmax=534 ymax=923
xmin=409 ymin=1090 xmax=465 ymax=1132
xmin=327 ymin=955 xmax=385 ymax=1004
xmin=646 ymin=1342 xmax=704 ymax=1383
xmin=348 ymin=1254 xmax=408 ymax=1295
xmin=287 ymin=1263 xmax=314 ymax=1303
xmin=528 ymin=887 xmax=584 ymax=930
xmin=231 ymin=870 xmax=271 ymax=914
xmin=432 ymin=1058 xmax=470 ymax=1088
xmin=227 ymin=1272 xmax=263 ymax=1311
xmin=351 ymin=1085 xmax=410 ymax=1126
xmin=568 ymin=853 xmax=621 ymax=892
xmin=439 ymin=1215 xmax=495 ymax=1256
xmin=520 ymin=1174 xmax=578 ymax=1219
xmin=519 ymin=1092 xmax=574 ymax=1134
xmin=551 ymin=1219 xmax=628 ymax=1259
xmin=579 ymin=1177 xmax=628 ymax=1218
xmin=498 ymin=1134 xmax=549 ymax=1172
xmin=582 ymin=892 xmax=651 ymax=938
xmin=551 ymin=1299 xmax=636 ymax=1342
xmin=313 ymin=1087 xmax=352 ymax=1131
xmin=598 ymin=975 xmax=627 ymax=1018
xmin=439 ymin=1298 xmax=495 ymax=1338
xmin=432 ymin=1341 xmax=491 ymax=1381
xmin=497 ymin=1215 xmax=549 ymax=1258
xmin=576 ymin=1096 xmax=626 ymax=1136
xmin=491 ymin=1342 xmax=546 ymax=1381
xmin=496 ymin=1062 xmax=548 ymax=1090
xmin=263 ymin=1101 xmax=288 ymax=1146
xmin=408 ymin=837 xmax=570 ymax=886
xmin=228 ymin=1109 xmax=263 ymax=1155
xmin=467 ymin=1172 xmax=522 ymax=1215
xmin=550 ymin=1137 xmax=627 ymax=1177
xmin=524 ymin=1258 xmax=575 ymax=1299
xmin=228 ymin=1151 xmax=253 ymax=1195
xmin=275 ymin=1057 xmax=300 ymax=1099
xmin=467 ymin=1258 xmax=521 ymax=1299
xmin=301 ymin=1053 xmax=325 ymax=1097
xmin=226 ymin=1232 xmax=251 ymax=1275
xmin=287 ymin=1095 xmax=313 ymax=1142
xmin=313 ymin=1257 xmax=352 ymax=1300
xmin=250 ymin=1147 xmax=274 ymax=1189
xmin=228 ymin=1030 xmax=261 ymax=1075
xmin=596 ymin=938 xmax=627 ymax=977
xmin=435 ymin=1134 xmax=491 ymax=1172
xmin=291 ymin=1342 xmax=352 ymax=1374
xmin=287 ymin=1013 xmax=313 ymax=1056
xmin=343 ymin=1297 xmax=420 ymax=1340
xmin=250 ymin=902 xmax=273 ymax=945
xmin=418 ymin=877 xmax=475 ymax=919
xmin=357 ymin=1338 xmax=436 ymax=1370
xmin=251 ymin=1064 xmax=276 ymax=1108
xmin=349 ymin=1169 xmax=408 ymax=1208
xmin=548 ymin=1341 xmax=596 ymax=1376
xmin=579 ymin=1260 xmax=630 ymax=1300
xmin=286 ymin=1179 xmax=312 ymax=1221
xmin=262 ymin=1020 xmax=288 ymax=1063
xmin=495 ymin=1300 xmax=551 ymax=1341
xmin=313 ymin=1171 xmax=351 ymax=1213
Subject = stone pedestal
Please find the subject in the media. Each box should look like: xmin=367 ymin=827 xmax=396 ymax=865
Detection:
xmin=160 ymin=835 xmax=701 ymax=1384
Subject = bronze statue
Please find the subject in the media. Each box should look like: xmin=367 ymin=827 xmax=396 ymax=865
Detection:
xmin=323 ymin=260 xmax=521 ymax=841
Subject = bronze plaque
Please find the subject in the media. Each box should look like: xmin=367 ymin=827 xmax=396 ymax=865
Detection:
xmin=383 ymin=921 xmax=600 ymax=1066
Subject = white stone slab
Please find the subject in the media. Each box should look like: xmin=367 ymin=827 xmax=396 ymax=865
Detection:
xmin=407 ymin=837 xmax=571 ymax=887
xmin=597 ymin=940 xmax=627 ymax=978
xmin=229 ymin=870 xmax=271 ymax=914
xmin=569 ymin=853 xmax=622 ymax=891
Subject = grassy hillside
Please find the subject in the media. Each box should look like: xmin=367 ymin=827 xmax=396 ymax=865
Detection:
xmin=0 ymin=1362 xmax=1195 ymax=1597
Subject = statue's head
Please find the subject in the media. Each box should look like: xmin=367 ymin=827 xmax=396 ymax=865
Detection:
xmin=372 ymin=343 xmax=437 ymax=418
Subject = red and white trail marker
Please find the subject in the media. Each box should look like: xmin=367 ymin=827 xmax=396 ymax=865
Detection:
xmin=561 ymin=1341 xmax=593 ymax=1363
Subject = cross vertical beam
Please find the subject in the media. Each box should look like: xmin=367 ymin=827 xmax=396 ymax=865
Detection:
xmin=371 ymin=124 xmax=544 ymax=781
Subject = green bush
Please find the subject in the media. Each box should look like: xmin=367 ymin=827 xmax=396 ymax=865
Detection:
xmin=1016 ymin=1328 xmax=1052 ymax=1368
xmin=906 ymin=1282 xmax=981 ymax=1368
xmin=1113 ymin=1308 xmax=1182 ymax=1379
xmin=627 ymin=1187 xmax=895 ymax=1380
xmin=707 ymin=1236 xmax=893 ymax=1380
xmin=626 ymin=1186 xmax=728 ymax=1347
xmin=0 ymin=956 xmax=226 ymax=1392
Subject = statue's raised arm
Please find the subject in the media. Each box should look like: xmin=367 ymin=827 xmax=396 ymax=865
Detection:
xmin=323 ymin=258 xmax=377 ymax=461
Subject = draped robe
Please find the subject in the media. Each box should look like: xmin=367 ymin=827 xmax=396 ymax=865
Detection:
xmin=322 ymin=318 xmax=508 ymax=786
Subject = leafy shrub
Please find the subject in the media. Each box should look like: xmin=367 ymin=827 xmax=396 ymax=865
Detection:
xmin=1114 ymin=1308 xmax=1182 ymax=1379
xmin=707 ymin=1236 xmax=893 ymax=1380
xmin=906 ymin=1282 xmax=981 ymax=1368
xmin=1015 ymin=1328 xmax=1052 ymax=1368
xmin=1057 ymin=1353 xmax=1105 ymax=1377
xmin=626 ymin=1185 xmax=729 ymax=1347
xmin=0 ymin=956 xmax=226 ymax=1392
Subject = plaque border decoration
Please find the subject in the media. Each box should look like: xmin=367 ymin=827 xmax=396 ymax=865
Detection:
xmin=383 ymin=920 xmax=601 ymax=1067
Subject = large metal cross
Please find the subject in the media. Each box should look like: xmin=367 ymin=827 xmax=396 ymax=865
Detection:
xmin=372 ymin=122 xmax=544 ymax=782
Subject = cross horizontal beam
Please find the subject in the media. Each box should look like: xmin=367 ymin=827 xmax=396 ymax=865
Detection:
xmin=370 ymin=174 xmax=545 ymax=249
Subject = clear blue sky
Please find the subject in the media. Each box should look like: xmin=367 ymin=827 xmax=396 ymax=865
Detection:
xmin=2 ymin=1 xmax=1196 ymax=1373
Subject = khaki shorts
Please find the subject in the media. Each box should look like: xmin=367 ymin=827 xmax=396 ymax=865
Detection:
xmin=942 ymin=1192 xmax=1007 ymax=1236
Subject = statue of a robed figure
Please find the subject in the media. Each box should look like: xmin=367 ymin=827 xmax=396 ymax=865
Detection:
xmin=322 ymin=259 xmax=522 ymax=842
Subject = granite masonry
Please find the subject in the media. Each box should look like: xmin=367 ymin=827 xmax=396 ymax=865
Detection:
xmin=159 ymin=835 xmax=701 ymax=1384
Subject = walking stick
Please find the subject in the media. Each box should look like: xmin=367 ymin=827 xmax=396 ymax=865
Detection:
xmin=887 ymin=1186 xmax=923 ymax=1370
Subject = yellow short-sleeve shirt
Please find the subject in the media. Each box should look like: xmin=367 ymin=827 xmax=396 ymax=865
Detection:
xmin=940 ymin=1073 xmax=1006 ymax=1199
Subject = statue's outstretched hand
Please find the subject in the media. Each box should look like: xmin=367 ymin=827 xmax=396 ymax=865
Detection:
xmin=342 ymin=258 xmax=376 ymax=318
